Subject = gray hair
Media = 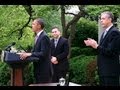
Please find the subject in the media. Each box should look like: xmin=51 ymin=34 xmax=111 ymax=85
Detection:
xmin=101 ymin=11 xmax=114 ymax=22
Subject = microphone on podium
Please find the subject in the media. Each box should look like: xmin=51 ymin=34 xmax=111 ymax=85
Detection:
xmin=5 ymin=42 xmax=16 ymax=51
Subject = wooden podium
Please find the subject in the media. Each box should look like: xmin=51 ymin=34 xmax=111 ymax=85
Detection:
xmin=10 ymin=65 xmax=24 ymax=86
xmin=3 ymin=51 xmax=39 ymax=86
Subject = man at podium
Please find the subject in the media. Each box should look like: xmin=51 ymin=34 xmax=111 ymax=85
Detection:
xmin=19 ymin=18 xmax=53 ymax=84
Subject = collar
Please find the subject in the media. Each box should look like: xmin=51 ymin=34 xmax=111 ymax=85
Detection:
xmin=36 ymin=30 xmax=43 ymax=37
xmin=105 ymin=24 xmax=113 ymax=32
xmin=54 ymin=36 xmax=61 ymax=41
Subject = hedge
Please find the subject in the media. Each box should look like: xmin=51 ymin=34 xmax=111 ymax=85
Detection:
xmin=69 ymin=55 xmax=99 ymax=86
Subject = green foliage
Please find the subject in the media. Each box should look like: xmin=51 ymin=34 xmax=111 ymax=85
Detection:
xmin=32 ymin=5 xmax=62 ymax=32
xmin=23 ymin=62 xmax=35 ymax=86
xmin=0 ymin=5 xmax=62 ymax=51
xmin=86 ymin=60 xmax=99 ymax=85
xmin=15 ymin=27 xmax=34 ymax=51
xmin=85 ymin=5 xmax=120 ymax=21
xmin=0 ymin=5 xmax=33 ymax=50
xmin=70 ymin=47 xmax=80 ymax=58
xmin=71 ymin=47 xmax=97 ymax=58
xmin=69 ymin=55 xmax=99 ymax=85
xmin=0 ymin=62 xmax=11 ymax=86
xmin=72 ymin=17 xmax=98 ymax=47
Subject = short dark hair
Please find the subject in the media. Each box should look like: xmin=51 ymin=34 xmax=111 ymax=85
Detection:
xmin=101 ymin=11 xmax=114 ymax=22
xmin=51 ymin=26 xmax=61 ymax=32
xmin=35 ymin=18 xmax=45 ymax=29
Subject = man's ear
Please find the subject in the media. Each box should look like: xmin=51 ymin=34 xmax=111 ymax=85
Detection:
xmin=38 ymin=24 xmax=41 ymax=29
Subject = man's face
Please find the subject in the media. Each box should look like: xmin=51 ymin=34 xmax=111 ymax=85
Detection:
xmin=51 ymin=28 xmax=60 ymax=39
xmin=100 ymin=14 xmax=112 ymax=28
xmin=32 ymin=20 xmax=41 ymax=32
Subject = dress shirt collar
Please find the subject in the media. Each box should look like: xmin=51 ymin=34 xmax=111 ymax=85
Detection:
xmin=54 ymin=36 xmax=60 ymax=42
xmin=36 ymin=30 xmax=43 ymax=37
xmin=105 ymin=24 xmax=113 ymax=32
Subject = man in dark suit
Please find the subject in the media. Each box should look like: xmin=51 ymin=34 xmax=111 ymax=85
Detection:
xmin=19 ymin=18 xmax=52 ymax=84
xmin=50 ymin=27 xmax=69 ymax=83
xmin=84 ymin=11 xmax=120 ymax=86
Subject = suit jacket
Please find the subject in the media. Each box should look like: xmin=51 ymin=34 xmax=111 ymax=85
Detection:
xmin=51 ymin=37 xmax=69 ymax=71
xmin=31 ymin=31 xmax=52 ymax=83
xmin=97 ymin=26 xmax=120 ymax=76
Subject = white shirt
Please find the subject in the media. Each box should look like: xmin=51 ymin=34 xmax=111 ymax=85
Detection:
xmin=103 ymin=24 xmax=113 ymax=38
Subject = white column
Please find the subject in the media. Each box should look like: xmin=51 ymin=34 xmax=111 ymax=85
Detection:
xmin=98 ymin=19 xmax=103 ymax=43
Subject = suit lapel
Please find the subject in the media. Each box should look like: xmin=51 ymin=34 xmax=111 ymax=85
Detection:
xmin=100 ymin=32 xmax=104 ymax=44
xmin=100 ymin=26 xmax=114 ymax=45
xmin=35 ymin=31 xmax=44 ymax=45
xmin=33 ymin=31 xmax=45 ymax=51
xmin=52 ymin=39 xmax=55 ymax=49
xmin=51 ymin=39 xmax=56 ymax=54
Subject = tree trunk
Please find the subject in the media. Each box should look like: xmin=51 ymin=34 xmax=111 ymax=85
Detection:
xmin=60 ymin=5 xmax=86 ymax=58
xmin=68 ymin=22 xmax=76 ymax=59
xmin=60 ymin=5 xmax=67 ymax=38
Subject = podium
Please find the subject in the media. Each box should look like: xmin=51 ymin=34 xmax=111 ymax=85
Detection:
xmin=3 ymin=51 xmax=39 ymax=86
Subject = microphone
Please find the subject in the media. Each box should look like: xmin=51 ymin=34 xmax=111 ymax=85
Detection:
xmin=5 ymin=42 xmax=16 ymax=51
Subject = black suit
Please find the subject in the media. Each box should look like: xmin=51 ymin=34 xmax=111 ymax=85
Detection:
xmin=31 ymin=31 xmax=52 ymax=83
xmin=97 ymin=26 xmax=120 ymax=86
xmin=51 ymin=37 xmax=69 ymax=82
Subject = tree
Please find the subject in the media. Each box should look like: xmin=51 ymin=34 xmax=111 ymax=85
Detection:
xmin=60 ymin=5 xmax=86 ymax=58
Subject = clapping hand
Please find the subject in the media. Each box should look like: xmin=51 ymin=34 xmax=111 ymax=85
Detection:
xmin=84 ymin=38 xmax=98 ymax=49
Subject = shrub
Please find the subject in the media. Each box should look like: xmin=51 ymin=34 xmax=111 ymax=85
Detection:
xmin=71 ymin=47 xmax=97 ymax=58
xmin=69 ymin=55 xmax=98 ymax=86
xmin=70 ymin=47 xmax=81 ymax=58
xmin=72 ymin=17 xmax=98 ymax=47
xmin=0 ymin=62 xmax=11 ymax=86
xmin=86 ymin=60 xmax=99 ymax=86
xmin=23 ymin=62 xmax=35 ymax=86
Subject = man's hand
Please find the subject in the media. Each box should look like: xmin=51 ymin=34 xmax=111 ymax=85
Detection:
xmin=84 ymin=38 xmax=98 ymax=49
xmin=17 ymin=52 xmax=31 ymax=60
xmin=51 ymin=56 xmax=58 ymax=64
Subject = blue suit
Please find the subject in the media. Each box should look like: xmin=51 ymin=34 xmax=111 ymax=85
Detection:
xmin=31 ymin=31 xmax=52 ymax=83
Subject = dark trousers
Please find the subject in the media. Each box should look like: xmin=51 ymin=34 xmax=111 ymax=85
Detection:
xmin=99 ymin=76 xmax=119 ymax=86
